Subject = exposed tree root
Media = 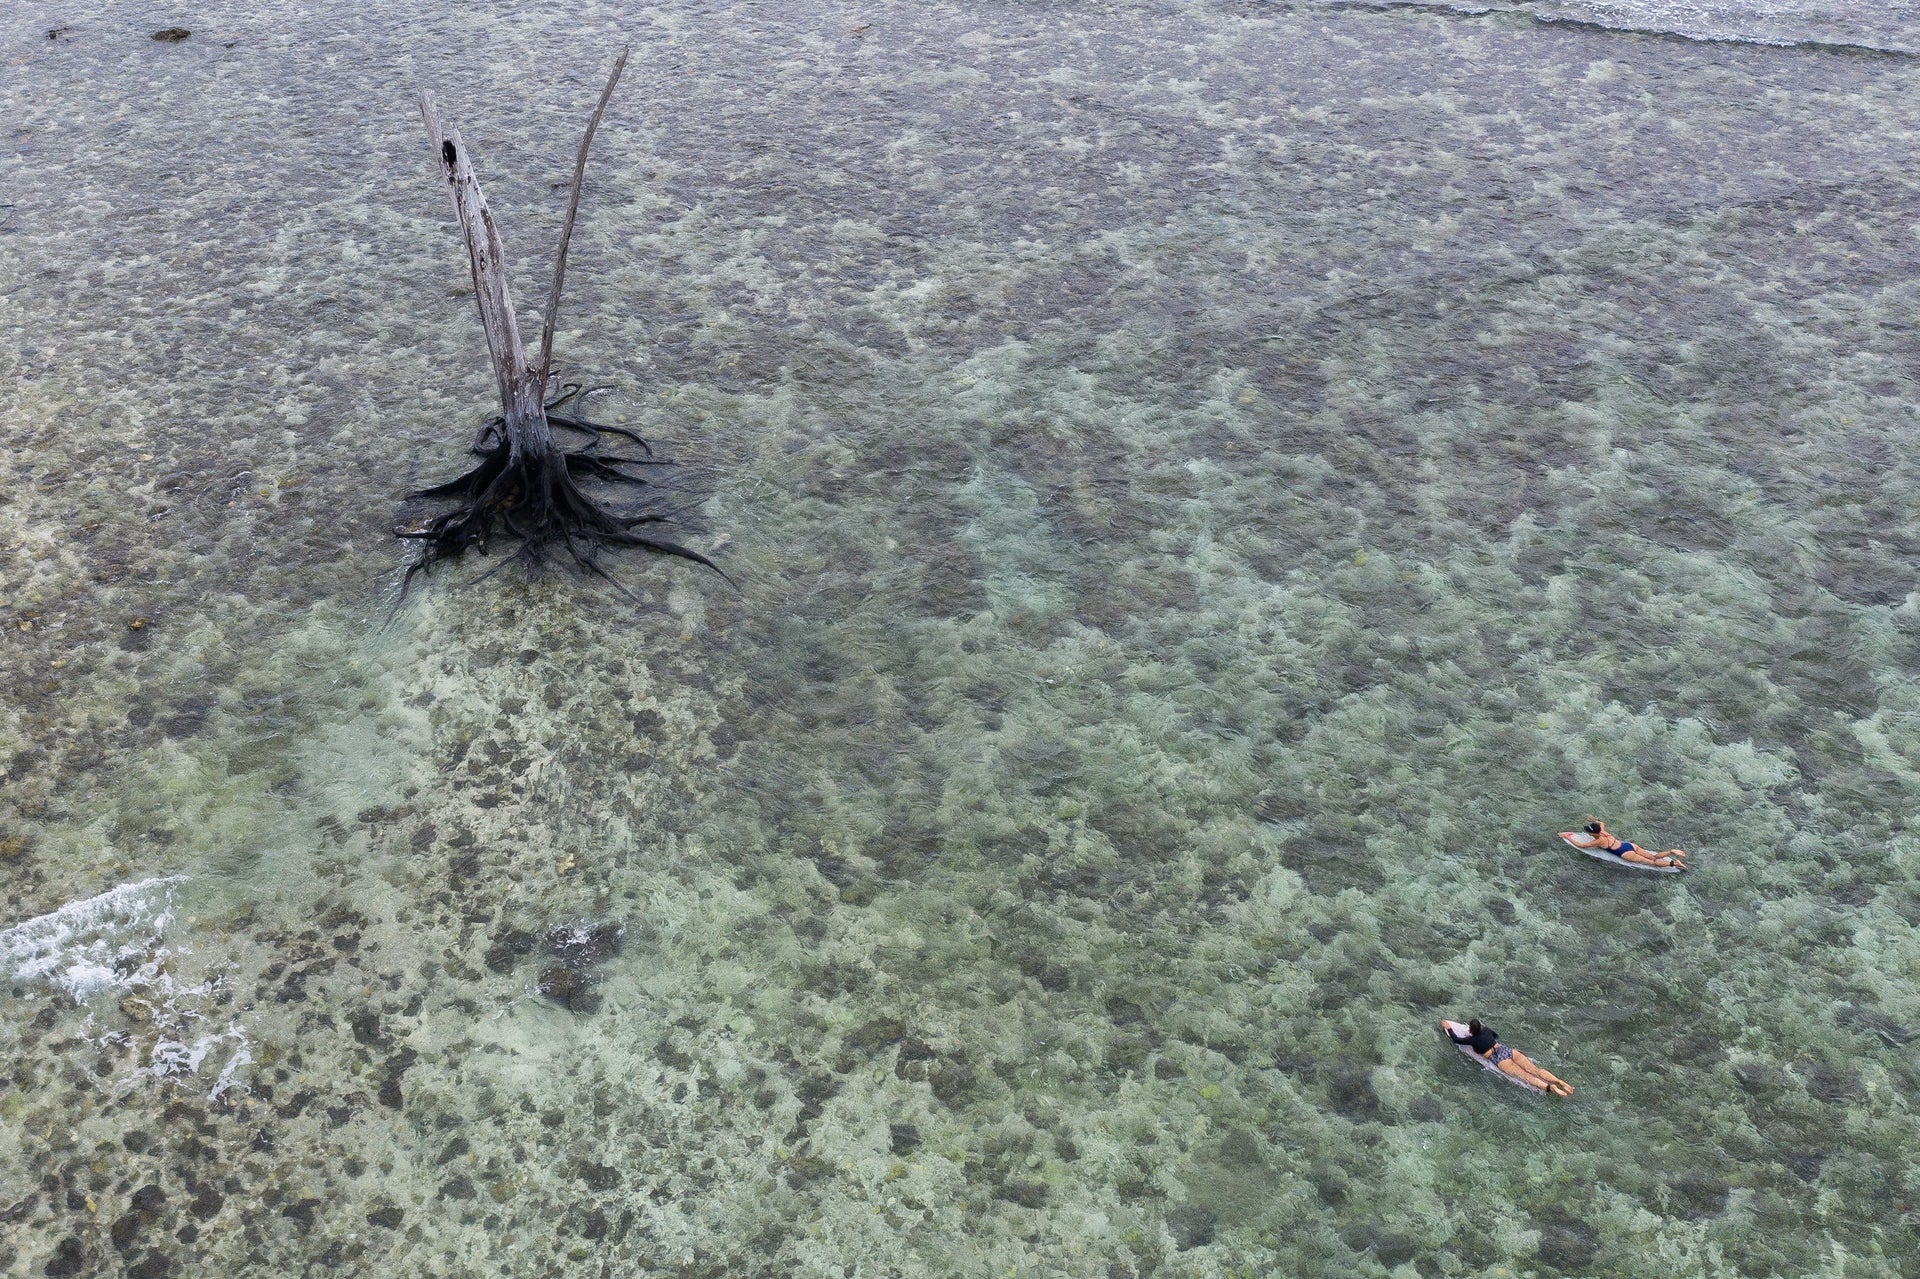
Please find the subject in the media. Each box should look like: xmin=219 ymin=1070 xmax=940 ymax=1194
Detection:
xmin=397 ymin=385 xmax=726 ymax=600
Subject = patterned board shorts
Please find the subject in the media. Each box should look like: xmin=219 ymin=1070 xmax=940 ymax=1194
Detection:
xmin=1490 ymin=1045 xmax=1514 ymax=1065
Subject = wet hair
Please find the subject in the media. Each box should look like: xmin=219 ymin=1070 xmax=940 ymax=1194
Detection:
xmin=1584 ymin=821 xmax=1602 ymax=835
xmin=1468 ymin=1019 xmax=1485 ymax=1036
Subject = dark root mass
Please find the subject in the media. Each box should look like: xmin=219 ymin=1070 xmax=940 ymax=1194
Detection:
xmin=396 ymin=384 xmax=728 ymax=600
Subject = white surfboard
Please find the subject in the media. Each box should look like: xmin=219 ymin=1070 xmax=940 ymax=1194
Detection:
xmin=1440 ymin=1020 xmax=1543 ymax=1094
xmin=1559 ymin=831 xmax=1684 ymax=874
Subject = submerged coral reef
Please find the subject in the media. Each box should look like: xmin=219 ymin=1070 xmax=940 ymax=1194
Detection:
xmin=3 ymin=1 xmax=1919 ymax=1277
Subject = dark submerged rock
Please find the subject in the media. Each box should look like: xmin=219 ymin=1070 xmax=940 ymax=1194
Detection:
xmin=1375 ymin=1233 xmax=1419 ymax=1266
xmin=1805 ymin=1062 xmax=1862 ymax=1103
xmin=43 ymin=1238 xmax=85 ymax=1277
xmin=1534 ymin=1212 xmax=1599 ymax=1270
xmin=544 ymin=921 xmax=623 ymax=965
xmin=577 ymin=1162 xmax=621 ymax=1190
xmin=1166 ymin=1204 xmax=1216 ymax=1250
xmin=845 ymin=1016 xmax=908 ymax=1053
xmin=126 ymin=1252 xmax=173 ymax=1279
xmin=996 ymin=1181 xmax=1049 ymax=1209
xmin=378 ymin=1047 xmax=417 ymax=1110
xmin=1781 ymin=1150 xmax=1825 ymax=1182
xmin=349 ymin=1009 xmax=387 ymax=1047
xmin=794 ymin=1071 xmax=841 ymax=1121
xmin=110 ymin=1184 xmax=169 ymax=1254
xmin=1343 ymin=1222 xmax=1417 ymax=1266
xmin=925 ymin=1057 xmax=975 ymax=1106
xmin=150 ymin=27 xmax=190 ymax=41
xmin=485 ymin=927 xmax=536 ymax=973
xmin=279 ymin=1198 xmax=320 ymax=1230
xmin=186 ymin=1186 xmax=223 ymax=1220
xmin=1325 ymin=1060 xmax=1381 ymax=1121
xmin=783 ymin=1153 xmax=834 ymax=1187
xmin=1213 ymin=1128 xmax=1262 ymax=1170
xmin=110 ymin=1213 xmax=144 ymax=1254
xmin=536 ymin=965 xmax=603 ymax=1013
xmin=1670 ymin=1170 xmax=1730 ymax=1218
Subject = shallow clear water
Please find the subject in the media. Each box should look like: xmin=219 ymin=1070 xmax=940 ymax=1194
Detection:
xmin=4 ymin=1 xmax=1919 ymax=1276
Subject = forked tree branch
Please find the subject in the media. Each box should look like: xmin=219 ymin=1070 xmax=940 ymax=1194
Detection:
xmin=538 ymin=47 xmax=631 ymax=400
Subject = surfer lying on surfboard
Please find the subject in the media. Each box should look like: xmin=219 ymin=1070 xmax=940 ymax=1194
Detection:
xmin=1578 ymin=818 xmax=1687 ymax=869
xmin=1442 ymin=1019 xmax=1574 ymax=1097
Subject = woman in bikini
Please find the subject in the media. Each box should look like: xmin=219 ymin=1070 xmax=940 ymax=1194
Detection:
xmin=1584 ymin=818 xmax=1687 ymax=869
xmin=1442 ymin=1019 xmax=1575 ymax=1097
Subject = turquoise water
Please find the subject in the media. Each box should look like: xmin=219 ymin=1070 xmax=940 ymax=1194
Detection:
xmin=3 ymin=1 xmax=1919 ymax=1276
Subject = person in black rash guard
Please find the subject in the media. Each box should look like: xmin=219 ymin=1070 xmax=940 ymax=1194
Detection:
xmin=1443 ymin=1019 xmax=1574 ymax=1097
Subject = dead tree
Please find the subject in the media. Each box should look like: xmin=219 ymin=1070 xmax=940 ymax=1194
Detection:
xmin=400 ymin=51 xmax=723 ymax=596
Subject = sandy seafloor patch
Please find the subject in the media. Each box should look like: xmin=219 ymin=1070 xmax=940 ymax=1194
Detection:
xmin=3 ymin=1 xmax=1920 ymax=1275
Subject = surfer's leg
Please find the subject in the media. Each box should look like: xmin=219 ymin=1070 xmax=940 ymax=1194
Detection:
xmin=1507 ymin=1052 xmax=1574 ymax=1096
xmin=1495 ymin=1058 xmax=1544 ymax=1087
xmin=1486 ymin=1045 xmax=1572 ymax=1096
xmin=1620 ymin=847 xmax=1680 ymax=868
xmin=1504 ymin=1051 xmax=1547 ymax=1080
xmin=1518 ymin=1065 xmax=1573 ymax=1096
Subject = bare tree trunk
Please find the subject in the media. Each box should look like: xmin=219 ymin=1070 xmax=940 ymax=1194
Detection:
xmin=398 ymin=52 xmax=723 ymax=597
xmin=416 ymin=91 xmax=553 ymax=470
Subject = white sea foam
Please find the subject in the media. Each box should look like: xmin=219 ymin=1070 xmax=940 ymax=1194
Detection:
xmin=1 ymin=877 xmax=251 ymax=1099
xmin=1320 ymin=0 xmax=1920 ymax=52
xmin=207 ymin=1036 xmax=254 ymax=1101
xmin=1528 ymin=0 xmax=1915 ymax=48
xmin=134 ymin=1027 xmax=253 ymax=1099
xmin=0 ymin=876 xmax=188 ymax=1000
